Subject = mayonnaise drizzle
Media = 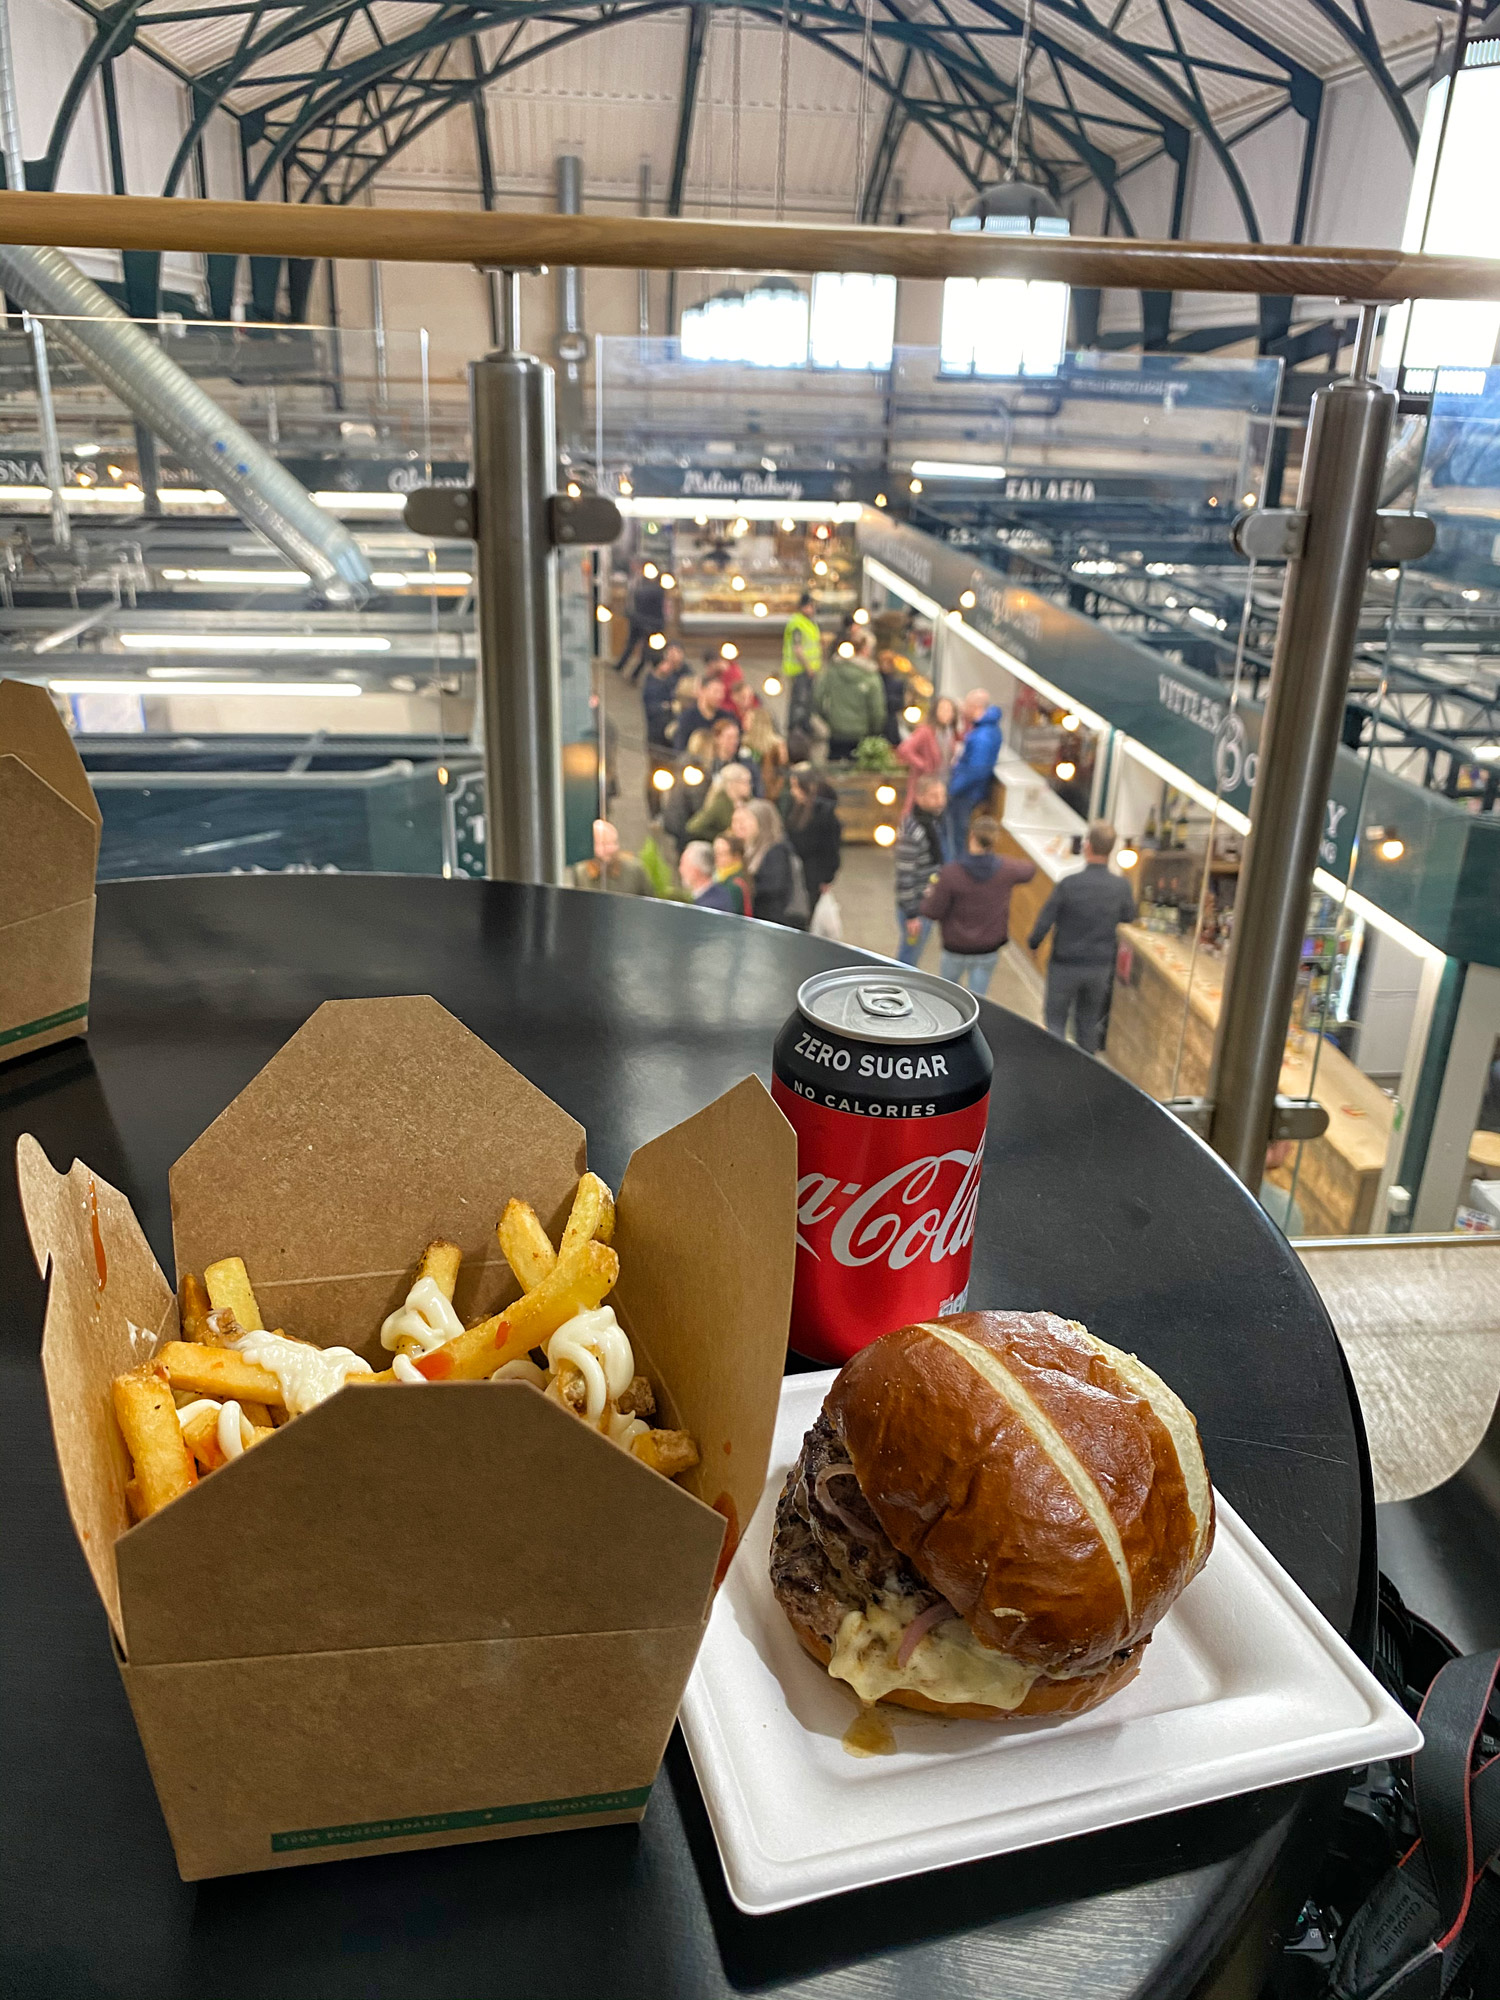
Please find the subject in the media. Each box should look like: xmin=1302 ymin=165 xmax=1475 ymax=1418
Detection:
xmin=217 ymin=1399 xmax=253 ymax=1461
xmin=544 ymin=1307 xmax=635 ymax=1421
xmin=175 ymin=1397 xmax=222 ymax=1430
xmin=380 ymin=1275 xmax=464 ymax=1355
xmin=230 ymin=1328 xmax=372 ymax=1415
xmin=392 ymin=1352 xmax=427 ymax=1384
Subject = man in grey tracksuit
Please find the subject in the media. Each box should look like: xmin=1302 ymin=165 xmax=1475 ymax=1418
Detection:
xmin=1029 ymin=820 xmax=1137 ymax=1055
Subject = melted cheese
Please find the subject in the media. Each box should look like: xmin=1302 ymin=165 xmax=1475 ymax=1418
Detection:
xmin=231 ymin=1328 xmax=372 ymax=1415
xmin=828 ymin=1599 xmax=1041 ymax=1710
xmin=380 ymin=1275 xmax=464 ymax=1355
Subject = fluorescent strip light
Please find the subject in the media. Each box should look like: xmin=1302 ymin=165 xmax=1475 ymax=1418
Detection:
xmin=616 ymin=497 xmax=862 ymax=523
xmin=118 ymin=632 xmax=391 ymax=654
xmin=909 ymin=460 xmax=1008 ymax=480
xmin=162 ymin=567 xmax=312 ymax=586
xmin=50 ymin=678 xmax=362 ymax=698
xmin=0 ymin=484 xmax=144 ymax=505
xmin=369 ymin=570 xmax=473 ymax=588
xmin=157 ymin=489 xmax=232 ymax=507
xmin=311 ymin=491 xmax=409 ymax=513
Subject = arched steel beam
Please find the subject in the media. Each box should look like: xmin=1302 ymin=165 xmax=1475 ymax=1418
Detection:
xmin=41 ymin=1 xmax=145 ymax=190
xmin=1302 ymin=0 xmax=1420 ymax=156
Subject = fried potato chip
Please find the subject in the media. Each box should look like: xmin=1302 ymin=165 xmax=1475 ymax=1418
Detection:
xmin=416 ymin=1240 xmax=618 ymax=1382
xmin=630 ymin=1428 xmax=700 ymax=1481
xmin=112 ymin=1369 xmax=197 ymax=1516
xmin=178 ymin=1272 xmax=214 ymax=1344
xmin=558 ymin=1173 xmax=615 ymax=1263
xmin=497 ymin=1198 xmax=557 ymax=1293
xmin=203 ymin=1256 xmax=264 ymax=1334
xmin=415 ymin=1238 xmax=463 ymax=1300
xmin=156 ymin=1340 xmax=285 ymax=1407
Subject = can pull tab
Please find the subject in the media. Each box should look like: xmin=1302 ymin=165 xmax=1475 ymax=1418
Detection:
xmin=856 ymin=983 xmax=915 ymax=1021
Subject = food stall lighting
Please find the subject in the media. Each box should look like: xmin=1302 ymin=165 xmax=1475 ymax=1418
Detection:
xmin=566 ymin=482 xmax=582 ymax=499
xmin=782 ymin=516 xmax=796 ymax=532
xmin=1207 ymin=496 xmax=1219 ymax=507
xmin=720 ymin=642 xmax=739 ymax=660
xmin=909 ymin=460 xmax=1007 ymax=480
xmin=73 ymin=443 xmax=100 ymax=458
xmin=1055 ymin=760 xmax=1077 ymax=782
xmin=731 ymin=575 xmax=746 ymax=591
xmin=661 ymin=572 xmax=676 ymax=589
xmin=853 ymin=607 xmax=870 ymax=624
xmin=1462 ymin=587 xmax=1482 ymax=601
xmin=649 ymin=632 xmax=666 ymax=649
xmin=959 ymin=590 xmax=976 ymax=609
xmin=1060 ymin=712 xmax=1080 ymax=731
xmin=618 ymin=477 xmax=634 ymax=496
xmin=106 ymin=465 xmax=124 ymax=480
xmin=682 ymin=764 xmax=704 ymax=786
xmin=875 ymin=784 xmax=897 ymax=805
xmin=119 ymin=632 xmax=391 ymax=654
xmin=1117 ymin=846 xmax=1139 ymax=869
xmin=814 ymin=525 xmax=830 ymax=539
xmin=1367 ymin=824 xmax=1405 ymax=862
xmin=763 ymin=676 xmax=782 ymax=695
xmin=596 ymin=605 xmax=612 ymax=622
xmin=652 ymin=768 xmax=674 ymax=792
xmin=1242 ymin=493 xmax=1257 ymax=506
xmin=50 ymin=678 xmax=361 ymax=698
xmin=908 ymin=478 xmax=923 ymax=494
xmin=837 ymin=641 xmax=855 ymax=658
xmin=643 ymin=562 xmax=659 ymax=579
xmin=1379 ymin=837 xmax=1405 ymax=862
xmin=813 ymin=560 xmax=829 ymax=576
xmin=647 ymin=522 xmax=660 ymax=535
xmin=437 ymin=766 xmax=449 ymax=785
xmin=873 ymin=823 xmax=897 ymax=848
xmin=753 ymin=602 xmax=768 ymax=617
xmin=732 ymin=516 xmax=749 ymax=536
xmin=875 ymin=493 xmax=888 ymax=507
xmin=694 ymin=511 xmax=708 ymax=526
xmin=903 ymin=704 xmax=922 ymax=724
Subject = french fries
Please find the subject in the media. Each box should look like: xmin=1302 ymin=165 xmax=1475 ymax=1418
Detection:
xmin=558 ymin=1172 xmax=615 ymax=1262
xmin=497 ymin=1199 xmax=557 ymax=1293
xmin=112 ymin=1369 xmax=197 ymax=1515
xmin=415 ymin=1238 xmax=462 ymax=1300
xmin=415 ymin=1240 xmax=618 ymax=1381
xmin=204 ymin=1256 xmax=263 ymax=1333
xmin=154 ymin=1341 xmax=285 ymax=1407
xmin=111 ymin=1169 xmax=702 ymax=1527
xmin=178 ymin=1272 xmax=213 ymax=1343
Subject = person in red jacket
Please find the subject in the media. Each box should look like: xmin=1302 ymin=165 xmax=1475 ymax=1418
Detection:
xmin=920 ymin=814 xmax=1036 ymax=997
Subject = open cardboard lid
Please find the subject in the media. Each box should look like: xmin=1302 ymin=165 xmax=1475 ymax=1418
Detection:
xmin=170 ymin=996 xmax=587 ymax=1349
xmin=0 ymin=680 xmax=102 ymax=831
xmin=23 ymin=997 xmax=797 ymax=1664
xmin=17 ymin=1137 xmax=176 ymax=1645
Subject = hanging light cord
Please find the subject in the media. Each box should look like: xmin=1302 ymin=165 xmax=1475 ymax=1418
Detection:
xmin=853 ymin=0 xmax=874 ymax=221
xmin=1009 ymin=0 xmax=1036 ymax=181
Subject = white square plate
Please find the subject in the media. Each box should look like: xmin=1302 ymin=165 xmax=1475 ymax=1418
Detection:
xmin=681 ymin=1369 xmax=1421 ymax=1915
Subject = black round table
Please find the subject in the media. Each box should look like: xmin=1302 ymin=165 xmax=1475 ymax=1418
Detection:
xmin=0 ymin=877 xmax=1373 ymax=2000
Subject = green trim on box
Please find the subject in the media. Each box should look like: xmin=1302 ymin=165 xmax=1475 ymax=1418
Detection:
xmin=0 ymin=1001 xmax=87 ymax=1049
xmin=271 ymin=1785 xmax=653 ymax=1853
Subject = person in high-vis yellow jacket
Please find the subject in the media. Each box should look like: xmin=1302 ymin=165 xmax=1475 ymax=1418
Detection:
xmin=781 ymin=593 xmax=823 ymax=727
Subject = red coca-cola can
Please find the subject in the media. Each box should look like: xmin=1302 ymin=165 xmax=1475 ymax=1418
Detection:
xmin=771 ymin=968 xmax=993 ymax=1365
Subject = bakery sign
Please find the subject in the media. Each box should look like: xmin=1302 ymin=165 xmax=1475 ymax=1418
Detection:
xmin=632 ymin=467 xmax=869 ymax=502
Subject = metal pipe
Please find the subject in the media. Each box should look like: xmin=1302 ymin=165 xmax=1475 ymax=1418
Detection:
xmin=0 ymin=0 xmax=69 ymax=548
xmin=0 ymin=245 xmax=371 ymax=597
xmin=554 ymin=155 xmax=586 ymax=452
xmin=470 ymin=285 xmax=564 ymax=884
xmin=370 ymin=255 xmax=388 ymax=408
xmin=638 ymin=162 xmax=652 ymax=338
xmin=1207 ymin=338 xmax=1396 ymax=1188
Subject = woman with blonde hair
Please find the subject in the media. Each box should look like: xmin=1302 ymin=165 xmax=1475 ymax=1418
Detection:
xmin=736 ymin=695 xmax=788 ymax=801
xmin=731 ymin=797 xmax=805 ymax=928
xmin=686 ymin=760 xmax=754 ymax=844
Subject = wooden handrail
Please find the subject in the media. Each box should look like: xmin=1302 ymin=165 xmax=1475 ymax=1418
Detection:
xmin=2 ymin=190 xmax=1499 ymax=301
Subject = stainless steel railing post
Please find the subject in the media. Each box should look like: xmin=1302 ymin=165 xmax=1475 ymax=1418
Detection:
xmin=1207 ymin=314 xmax=1396 ymax=1188
xmin=469 ymin=275 xmax=566 ymax=886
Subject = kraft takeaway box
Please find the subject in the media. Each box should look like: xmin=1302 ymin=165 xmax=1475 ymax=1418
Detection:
xmin=0 ymin=679 xmax=101 ymax=1062
xmin=17 ymin=995 xmax=797 ymax=1881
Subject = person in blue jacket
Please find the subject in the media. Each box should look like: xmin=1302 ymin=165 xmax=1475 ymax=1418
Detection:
xmin=945 ymin=688 xmax=1003 ymax=856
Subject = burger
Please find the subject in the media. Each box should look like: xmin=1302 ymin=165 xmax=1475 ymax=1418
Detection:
xmin=771 ymin=1311 xmax=1214 ymax=1720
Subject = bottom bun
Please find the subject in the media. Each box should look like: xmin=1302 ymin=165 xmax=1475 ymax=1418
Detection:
xmin=787 ymin=1609 xmax=1148 ymax=1720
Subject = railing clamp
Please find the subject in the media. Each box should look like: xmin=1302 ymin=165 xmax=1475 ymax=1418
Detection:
xmin=1231 ymin=505 xmax=1434 ymax=567
xmin=402 ymin=486 xmax=620 ymax=549
xmin=1166 ymin=1094 xmax=1329 ymax=1143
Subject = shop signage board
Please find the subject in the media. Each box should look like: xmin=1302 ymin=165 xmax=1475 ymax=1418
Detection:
xmin=859 ymin=512 xmax=1498 ymax=964
xmin=629 ymin=467 xmax=875 ymax=504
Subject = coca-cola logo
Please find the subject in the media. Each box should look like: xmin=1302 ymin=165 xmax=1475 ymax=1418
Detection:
xmin=795 ymin=1137 xmax=985 ymax=1271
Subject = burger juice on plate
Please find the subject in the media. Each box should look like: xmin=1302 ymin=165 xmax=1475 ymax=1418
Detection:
xmin=772 ymin=970 xmax=993 ymax=1365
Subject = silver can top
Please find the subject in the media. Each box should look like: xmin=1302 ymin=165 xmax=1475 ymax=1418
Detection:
xmin=795 ymin=967 xmax=979 ymax=1045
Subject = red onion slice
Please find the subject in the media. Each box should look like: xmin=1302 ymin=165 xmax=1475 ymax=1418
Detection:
xmin=813 ymin=1464 xmax=874 ymax=1542
xmin=896 ymin=1598 xmax=958 ymax=1669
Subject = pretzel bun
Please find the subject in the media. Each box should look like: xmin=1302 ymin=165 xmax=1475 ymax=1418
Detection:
xmin=785 ymin=1607 xmax=1149 ymax=1719
xmin=828 ymin=1312 xmax=1214 ymax=1678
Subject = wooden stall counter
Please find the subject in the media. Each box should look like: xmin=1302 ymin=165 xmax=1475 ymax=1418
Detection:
xmin=1106 ymin=926 xmax=1394 ymax=1236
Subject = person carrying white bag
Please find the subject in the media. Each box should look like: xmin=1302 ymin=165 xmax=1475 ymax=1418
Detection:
xmin=784 ymin=765 xmax=842 ymax=937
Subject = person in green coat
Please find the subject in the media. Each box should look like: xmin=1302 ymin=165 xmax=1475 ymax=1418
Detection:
xmin=813 ymin=637 xmax=885 ymax=761
xmin=685 ymin=761 xmax=754 ymax=843
xmin=568 ymin=819 xmax=653 ymax=896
